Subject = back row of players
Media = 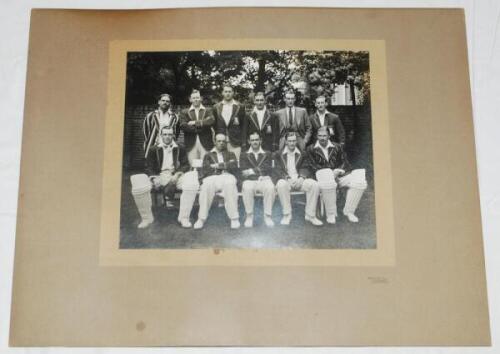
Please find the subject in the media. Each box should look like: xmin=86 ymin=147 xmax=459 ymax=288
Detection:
xmin=130 ymin=85 xmax=367 ymax=230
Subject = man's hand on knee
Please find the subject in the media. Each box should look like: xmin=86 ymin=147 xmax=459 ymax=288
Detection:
xmin=333 ymin=168 xmax=345 ymax=179
xmin=151 ymin=176 xmax=161 ymax=189
xmin=171 ymin=171 xmax=183 ymax=184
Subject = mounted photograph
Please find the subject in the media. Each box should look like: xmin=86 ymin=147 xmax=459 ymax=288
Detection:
xmin=119 ymin=49 xmax=376 ymax=249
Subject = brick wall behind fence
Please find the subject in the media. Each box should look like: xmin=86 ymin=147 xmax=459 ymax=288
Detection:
xmin=122 ymin=104 xmax=373 ymax=173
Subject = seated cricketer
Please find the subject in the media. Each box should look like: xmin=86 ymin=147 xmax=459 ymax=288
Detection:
xmin=130 ymin=126 xmax=199 ymax=229
xmin=193 ymin=133 xmax=240 ymax=230
xmin=274 ymin=132 xmax=323 ymax=226
xmin=239 ymin=132 xmax=276 ymax=228
xmin=307 ymin=126 xmax=367 ymax=224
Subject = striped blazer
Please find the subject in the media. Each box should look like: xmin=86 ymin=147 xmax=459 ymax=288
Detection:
xmin=143 ymin=109 xmax=179 ymax=158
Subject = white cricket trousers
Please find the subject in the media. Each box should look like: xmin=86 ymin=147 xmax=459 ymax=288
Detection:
xmin=316 ymin=168 xmax=367 ymax=218
xmin=242 ymin=178 xmax=275 ymax=217
xmin=276 ymin=178 xmax=320 ymax=218
xmin=197 ymin=173 xmax=239 ymax=221
xmin=130 ymin=170 xmax=199 ymax=223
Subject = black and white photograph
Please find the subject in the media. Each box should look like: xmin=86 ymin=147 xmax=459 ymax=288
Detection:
xmin=119 ymin=50 xmax=375 ymax=249
xmin=7 ymin=6 xmax=493 ymax=348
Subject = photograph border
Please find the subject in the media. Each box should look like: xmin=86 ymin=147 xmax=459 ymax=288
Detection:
xmin=99 ymin=38 xmax=395 ymax=266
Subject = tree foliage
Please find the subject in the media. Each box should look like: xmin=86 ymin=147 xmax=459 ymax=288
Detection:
xmin=125 ymin=50 xmax=370 ymax=109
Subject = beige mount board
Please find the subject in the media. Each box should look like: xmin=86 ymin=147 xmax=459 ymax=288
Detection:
xmin=10 ymin=8 xmax=490 ymax=347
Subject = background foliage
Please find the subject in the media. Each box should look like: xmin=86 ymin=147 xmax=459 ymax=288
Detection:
xmin=125 ymin=50 xmax=370 ymax=109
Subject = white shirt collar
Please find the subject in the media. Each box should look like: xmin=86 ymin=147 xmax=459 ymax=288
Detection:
xmin=211 ymin=147 xmax=223 ymax=153
xmin=253 ymin=106 xmax=266 ymax=114
xmin=189 ymin=104 xmax=205 ymax=111
xmin=247 ymin=147 xmax=265 ymax=155
xmin=282 ymin=147 xmax=301 ymax=155
xmin=222 ymin=99 xmax=237 ymax=106
xmin=158 ymin=140 xmax=178 ymax=149
xmin=317 ymin=109 xmax=330 ymax=116
xmin=314 ymin=140 xmax=334 ymax=149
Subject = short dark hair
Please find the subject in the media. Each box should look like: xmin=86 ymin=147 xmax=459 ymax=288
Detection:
xmin=190 ymin=89 xmax=201 ymax=97
xmin=285 ymin=131 xmax=298 ymax=140
xmin=254 ymin=91 xmax=266 ymax=100
xmin=222 ymin=83 xmax=234 ymax=91
xmin=213 ymin=132 xmax=227 ymax=144
xmin=285 ymin=90 xmax=295 ymax=97
xmin=317 ymin=126 xmax=330 ymax=136
xmin=158 ymin=93 xmax=172 ymax=101
xmin=248 ymin=131 xmax=262 ymax=140
xmin=160 ymin=126 xmax=174 ymax=134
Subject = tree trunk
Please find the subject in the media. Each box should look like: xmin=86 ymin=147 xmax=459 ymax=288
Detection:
xmin=256 ymin=57 xmax=266 ymax=92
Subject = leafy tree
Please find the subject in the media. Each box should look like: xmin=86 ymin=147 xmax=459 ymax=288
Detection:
xmin=125 ymin=50 xmax=370 ymax=108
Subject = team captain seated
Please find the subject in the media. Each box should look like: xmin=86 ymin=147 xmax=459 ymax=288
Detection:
xmin=307 ymin=126 xmax=368 ymax=224
xmin=193 ymin=132 xmax=241 ymax=230
xmin=129 ymin=126 xmax=199 ymax=229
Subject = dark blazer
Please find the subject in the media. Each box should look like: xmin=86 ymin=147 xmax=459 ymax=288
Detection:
xmin=306 ymin=142 xmax=351 ymax=176
xmin=273 ymin=148 xmax=312 ymax=182
xmin=239 ymin=150 xmax=274 ymax=182
xmin=309 ymin=111 xmax=346 ymax=146
xmin=275 ymin=106 xmax=312 ymax=150
xmin=212 ymin=101 xmax=247 ymax=149
xmin=243 ymin=108 xmax=280 ymax=152
xmin=201 ymin=149 xmax=239 ymax=179
xmin=145 ymin=144 xmax=190 ymax=176
xmin=179 ymin=106 xmax=215 ymax=151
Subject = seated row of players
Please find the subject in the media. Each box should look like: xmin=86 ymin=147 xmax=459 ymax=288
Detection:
xmin=130 ymin=125 xmax=367 ymax=230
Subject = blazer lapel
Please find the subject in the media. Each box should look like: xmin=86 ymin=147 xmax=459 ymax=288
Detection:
xmin=223 ymin=150 xmax=234 ymax=163
xmin=250 ymin=111 xmax=259 ymax=130
xmin=324 ymin=112 xmax=332 ymax=126
xmin=328 ymin=146 xmax=335 ymax=160
xmin=280 ymin=110 xmax=287 ymax=130
xmin=295 ymin=152 xmax=302 ymax=168
xmin=209 ymin=151 xmax=218 ymax=165
xmin=216 ymin=103 xmax=224 ymax=125
xmin=153 ymin=110 xmax=160 ymax=124
xmin=293 ymin=107 xmax=300 ymax=127
xmin=199 ymin=107 xmax=205 ymax=120
xmin=313 ymin=146 xmax=325 ymax=162
xmin=172 ymin=146 xmax=178 ymax=168
xmin=313 ymin=112 xmax=321 ymax=128
xmin=188 ymin=109 xmax=196 ymax=121
xmin=156 ymin=147 xmax=163 ymax=170
xmin=280 ymin=151 xmax=287 ymax=170
xmin=261 ymin=109 xmax=271 ymax=130
xmin=256 ymin=153 xmax=265 ymax=167
xmin=229 ymin=104 xmax=240 ymax=126
xmin=151 ymin=110 xmax=160 ymax=135
xmin=248 ymin=152 xmax=257 ymax=167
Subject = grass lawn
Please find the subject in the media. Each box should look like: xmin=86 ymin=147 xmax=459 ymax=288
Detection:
xmin=119 ymin=172 xmax=377 ymax=249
